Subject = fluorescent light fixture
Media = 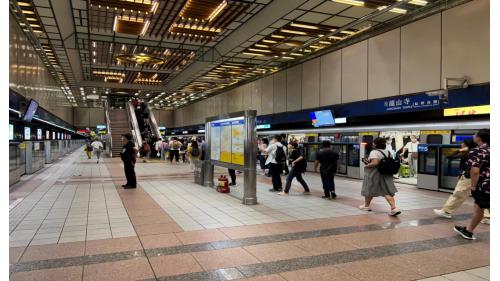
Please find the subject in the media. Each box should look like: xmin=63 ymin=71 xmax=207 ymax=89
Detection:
xmin=21 ymin=10 xmax=35 ymax=14
xmin=254 ymin=44 xmax=269 ymax=48
xmin=271 ymin=34 xmax=285 ymax=39
xmin=248 ymin=48 xmax=272 ymax=53
xmin=400 ymin=0 xmax=428 ymax=6
xmin=340 ymin=30 xmax=355 ymax=35
xmin=262 ymin=39 xmax=278 ymax=44
xmin=378 ymin=6 xmax=407 ymax=14
xmin=290 ymin=53 xmax=303 ymax=56
xmin=281 ymin=56 xmax=294 ymax=59
xmin=207 ymin=0 xmax=227 ymax=22
xmin=290 ymin=22 xmax=319 ymax=30
xmin=140 ymin=19 xmax=150 ymax=36
xmin=281 ymin=29 xmax=307 ymax=35
xmin=17 ymin=2 xmax=31 ymax=6
xmin=332 ymin=0 xmax=364 ymax=6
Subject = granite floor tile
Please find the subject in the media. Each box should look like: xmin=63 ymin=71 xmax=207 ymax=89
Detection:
xmin=135 ymin=223 xmax=182 ymax=236
xmin=21 ymin=241 xmax=85 ymax=262
xmin=244 ymin=242 xmax=311 ymax=263
xmin=465 ymin=267 xmax=490 ymax=279
xmin=83 ymin=257 xmax=155 ymax=281
xmin=239 ymin=274 xmax=287 ymax=281
xmin=443 ymin=271 xmax=487 ymax=281
xmin=192 ymin=247 xmax=259 ymax=271
xmin=85 ymin=236 xmax=142 ymax=255
xmin=289 ymin=236 xmax=357 ymax=255
xmin=279 ymin=265 xmax=360 ymax=281
xmin=140 ymin=233 xmax=182 ymax=249
xmin=150 ymin=253 xmax=203 ymax=277
xmin=10 ymin=265 xmax=83 ymax=281
xmin=175 ymin=229 xmax=229 ymax=245
xmin=9 ymin=247 xmax=26 ymax=264
xmin=336 ymin=258 xmax=424 ymax=281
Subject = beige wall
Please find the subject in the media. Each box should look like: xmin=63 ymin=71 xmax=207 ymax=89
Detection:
xmin=173 ymin=0 xmax=489 ymax=127
xmin=9 ymin=14 xmax=73 ymax=124
xmin=73 ymin=107 xmax=105 ymax=128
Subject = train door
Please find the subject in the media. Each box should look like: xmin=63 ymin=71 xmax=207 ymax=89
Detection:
xmin=439 ymin=145 xmax=462 ymax=192
xmin=331 ymin=143 xmax=348 ymax=175
xmin=416 ymin=144 xmax=439 ymax=191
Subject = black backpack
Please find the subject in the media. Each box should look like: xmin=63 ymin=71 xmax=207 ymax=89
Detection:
xmin=376 ymin=150 xmax=400 ymax=175
xmin=274 ymin=145 xmax=286 ymax=163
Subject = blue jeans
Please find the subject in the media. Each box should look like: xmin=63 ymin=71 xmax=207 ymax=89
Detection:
xmin=284 ymin=168 xmax=309 ymax=193
xmin=320 ymin=172 xmax=335 ymax=197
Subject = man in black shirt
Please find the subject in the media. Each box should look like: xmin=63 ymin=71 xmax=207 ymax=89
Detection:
xmin=315 ymin=141 xmax=340 ymax=199
xmin=120 ymin=133 xmax=138 ymax=189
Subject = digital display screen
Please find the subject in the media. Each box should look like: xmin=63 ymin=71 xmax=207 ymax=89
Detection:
xmin=23 ymin=100 xmax=39 ymax=122
xmin=57 ymin=132 xmax=60 ymax=139
xmin=52 ymin=131 xmax=56 ymax=140
xmin=24 ymin=127 xmax=31 ymax=140
xmin=46 ymin=130 xmax=50 ymax=139
xmin=37 ymin=129 xmax=42 ymax=140
xmin=9 ymin=124 xmax=14 ymax=140
xmin=453 ymin=135 xmax=474 ymax=143
xmin=310 ymin=110 xmax=335 ymax=127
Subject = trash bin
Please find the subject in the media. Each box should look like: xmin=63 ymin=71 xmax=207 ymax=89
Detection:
xmin=193 ymin=160 xmax=204 ymax=185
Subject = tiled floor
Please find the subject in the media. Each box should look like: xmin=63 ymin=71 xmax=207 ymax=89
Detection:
xmin=9 ymin=153 xmax=135 ymax=247
xmin=9 ymin=149 xmax=489 ymax=281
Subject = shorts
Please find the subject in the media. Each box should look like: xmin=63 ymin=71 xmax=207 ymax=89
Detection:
xmin=472 ymin=190 xmax=490 ymax=209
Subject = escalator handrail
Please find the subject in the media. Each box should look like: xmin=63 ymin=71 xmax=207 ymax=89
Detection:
xmin=126 ymin=101 xmax=143 ymax=148
xmin=105 ymin=108 xmax=113 ymax=157
xmin=145 ymin=104 xmax=161 ymax=139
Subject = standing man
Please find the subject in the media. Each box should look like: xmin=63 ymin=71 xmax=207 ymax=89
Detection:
xmin=120 ymin=133 xmax=138 ymax=189
xmin=402 ymin=135 xmax=419 ymax=177
xmin=91 ymin=138 xmax=104 ymax=164
xmin=315 ymin=141 xmax=340 ymax=199
xmin=263 ymin=135 xmax=286 ymax=192
xmin=454 ymin=129 xmax=490 ymax=240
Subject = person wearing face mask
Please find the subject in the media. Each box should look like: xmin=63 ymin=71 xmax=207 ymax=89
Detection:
xmin=120 ymin=133 xmax=138 ymax=189
xmin=402 ymin=135 xmax=419 ymax=177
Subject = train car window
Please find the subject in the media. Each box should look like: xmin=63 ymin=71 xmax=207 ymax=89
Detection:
xmin=427 ymin=134 xmax=443 ymax=144
xmin=361 ymin=135 xmax=374 ymax=143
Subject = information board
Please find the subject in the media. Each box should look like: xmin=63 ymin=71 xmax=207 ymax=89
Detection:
xmin=210 ymin=117 xmax=245 ymax=165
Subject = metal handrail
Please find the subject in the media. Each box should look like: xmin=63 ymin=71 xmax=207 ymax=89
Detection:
xmin=146 ymin=104 xmax=162 ymax=139
xmin=126 ymin=101 xmax=143 ymax=148
xmin=105 ymin=107 xmax=113 ymax=157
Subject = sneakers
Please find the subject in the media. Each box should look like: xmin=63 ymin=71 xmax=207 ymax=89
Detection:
xmin=229 ymin=182 xmax=236 ymax=186
xmin=454 ymin=225 xmax=476 ymax=240
xmin=359 ymin=205 xmax=372 ymax=211
xmin=302 ymin=191 xmax=311 ymax=195
xmin=433 ymin=209 xmax=452 ymax=219
xmin=268 ymin=188 xmax=282 ymax=192
xmin=277 ymin=191 xmax=289 ymax=196
xmin=389 ymin=208 xmax=402 ymax=216
xmin=331 ymin=193 xmax=337 ymax=199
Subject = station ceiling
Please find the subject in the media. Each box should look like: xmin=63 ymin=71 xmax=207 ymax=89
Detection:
xmin=10 ymin=0 xmax=450 ymax=109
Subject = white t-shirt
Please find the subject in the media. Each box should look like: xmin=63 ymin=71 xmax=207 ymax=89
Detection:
xmin=368 ymin=149 xmax=388 ymax=161
xmin=91 ymin=141 xmax=103 ymax=151
xmin=404 ymin=141 xmax=419 ymax=153
xmin=265 ymin=142 xmax=286 ymax=165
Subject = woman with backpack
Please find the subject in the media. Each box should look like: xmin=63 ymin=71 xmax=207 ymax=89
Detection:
xmin=187 ymin=140 xmax=200 ymax=171
xmin=278 ymin=141 xmax=310 ymax=196
xmin=359 ymin=137 xmax=401 ymax=216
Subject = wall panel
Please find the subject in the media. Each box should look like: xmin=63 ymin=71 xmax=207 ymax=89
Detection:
xmin=286 ymin=64 xmax=302 ymax=111
xmin=261 ymin=75 xmax=274 ymax=114
xmin=401 ymin=13 xmax=441 ymax=94
xmin=368 ymin=28 xmax=400 ymax=99
xmin=273 ymin=71 xmax=287 ymax=113
xmin=301 ymin=57 xmax=320 ymax=109
xmin=442 ymin=0 xmax=489 ymax=84
xmin=341 ymin=41 xmax=368 ymax=103
xmin=250 ymin=79 xmax=262 ymax=113
xmin=320 ymin=51 xmax=342 ymax=106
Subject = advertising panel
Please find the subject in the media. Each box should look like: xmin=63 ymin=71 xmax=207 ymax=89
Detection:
xmin=210 ymin=117 xmax=245 ymax=165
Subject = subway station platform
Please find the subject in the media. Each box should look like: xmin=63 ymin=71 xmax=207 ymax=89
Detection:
xmin=8 ymin=149 xmax=489 ymax=281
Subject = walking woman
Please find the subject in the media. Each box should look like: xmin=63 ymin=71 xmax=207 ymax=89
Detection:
xmin=258 ymin=138 xmax=270 ymax=176
xmin=359 ymin=137 xmax=401 ymax=216
xmin=278 ymin=141 xmax=310 ymax=195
